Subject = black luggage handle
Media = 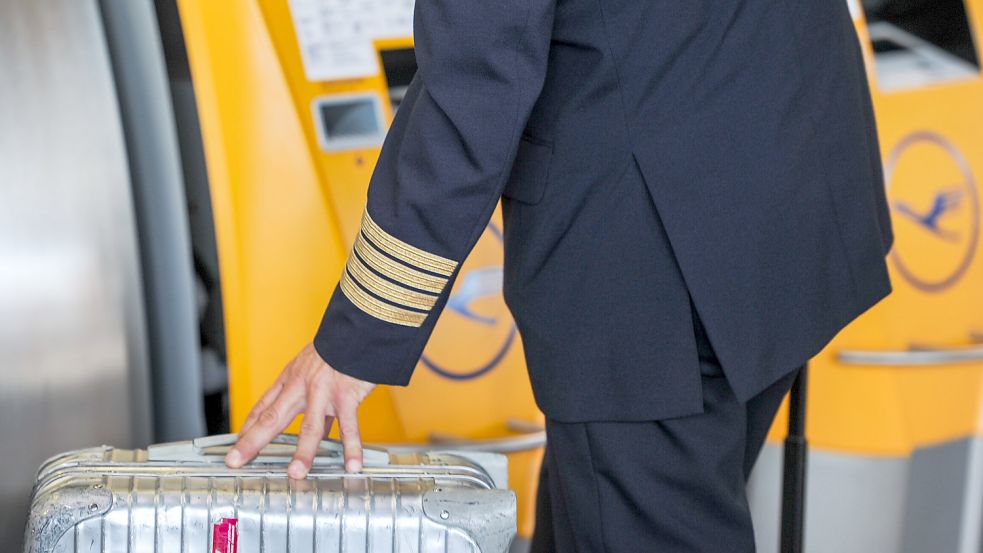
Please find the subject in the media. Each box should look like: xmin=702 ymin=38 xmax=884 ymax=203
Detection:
xmin=780 ymin=365 xmax=808 ymax=553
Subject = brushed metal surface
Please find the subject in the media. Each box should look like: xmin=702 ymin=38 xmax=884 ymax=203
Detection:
xmin=26 ymin=441 xmax=516 ymax=553
xmin=748 ymin=444 xmax=908 ymax=553
xmin=747 ymin=437 xmax=983 ymax=553
xmin=0 ymin=0 xmax=153 ymax=547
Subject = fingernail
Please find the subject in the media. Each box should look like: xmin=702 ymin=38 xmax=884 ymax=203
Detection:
xmin=225 ymin=449 xmax=242 ymax=468
xmin=346 ymin=460 xmax=362 ymax=473
xmin=288 ymin=460 xmax=306 ymax=479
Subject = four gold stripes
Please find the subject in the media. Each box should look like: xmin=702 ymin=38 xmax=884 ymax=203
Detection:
xmin=347 ymin=253 xmax=438 ymax=311
xmin=339 ymin=272 xmax=427 ymax=327
xmin=362 ymin=211 xmax=458 ymax=276
xmin=353 ymin=236 xmax=446 ymax=294
xmin=339 ymin=209 xmax=457 ymax=327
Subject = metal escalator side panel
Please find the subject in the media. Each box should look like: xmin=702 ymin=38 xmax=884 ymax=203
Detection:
xmin=97 ymin=0 xmax=205 ymax=441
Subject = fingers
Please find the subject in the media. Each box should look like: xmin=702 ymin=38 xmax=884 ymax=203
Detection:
xmin=239 ymin=379 xmax=284 ymax=437
xmin=336 ymin=396 xmax=363 ymax=473
xmin=225 ymin=342 xmax=375 ymax=476
xmin=288 ymin=391 xmax=329 ymax=479
xmin=226 ymin=382 xmax=305 ymax=468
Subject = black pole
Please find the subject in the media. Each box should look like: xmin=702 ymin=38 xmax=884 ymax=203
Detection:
xmin=780 ymin=364 xmax=808 ymax=553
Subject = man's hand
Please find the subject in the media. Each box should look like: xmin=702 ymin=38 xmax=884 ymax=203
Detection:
xmin=224 ymin=343 xmax=376 ymax=478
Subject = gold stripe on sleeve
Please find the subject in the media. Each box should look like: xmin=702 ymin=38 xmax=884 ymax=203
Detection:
xmin=339 ymin=269 xmax=428 ymax=327
xmin=354 ymin=234 xmax=448 ymax=294
xmin=347 ymin=254 xmax=439 ymax=311
xmin=362 ymin=210 xmax=459 ymax=277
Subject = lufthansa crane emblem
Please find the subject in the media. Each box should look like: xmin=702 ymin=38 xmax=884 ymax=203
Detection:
xmin=886 ymin=131 xmax=979 ymax=292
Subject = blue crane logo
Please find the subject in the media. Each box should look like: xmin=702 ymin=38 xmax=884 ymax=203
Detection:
xmin=885 ymin=131 xmax=979 ymax=293
xmin=893 ymin=189 xmax=964 ymax=243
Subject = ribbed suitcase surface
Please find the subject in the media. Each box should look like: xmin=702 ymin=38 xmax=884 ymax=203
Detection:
xmin=23 ymin=434 xmax=516 ymax=553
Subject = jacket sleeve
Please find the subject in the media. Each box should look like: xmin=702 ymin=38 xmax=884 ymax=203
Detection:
xmin=311 ymin=0 xmax=556 ymax=385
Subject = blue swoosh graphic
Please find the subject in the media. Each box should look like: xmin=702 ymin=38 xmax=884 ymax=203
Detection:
xmin=446 ymin=266 xmax=503 ymax=326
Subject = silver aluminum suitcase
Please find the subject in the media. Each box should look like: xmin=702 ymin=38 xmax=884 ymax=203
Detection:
xmin=24 ymin=434 xmax=516 ymax=553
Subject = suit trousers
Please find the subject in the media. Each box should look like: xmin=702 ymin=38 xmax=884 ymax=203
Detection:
xmin=528 ymin=310 xmax=799 ymax=552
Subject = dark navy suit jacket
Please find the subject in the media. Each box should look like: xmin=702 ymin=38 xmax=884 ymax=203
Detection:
xmin=314 ymin=0 xmax=893 ymax=422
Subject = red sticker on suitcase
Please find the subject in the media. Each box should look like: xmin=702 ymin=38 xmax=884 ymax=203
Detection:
xmin=212 ymin=518 xmax=238 ymax=553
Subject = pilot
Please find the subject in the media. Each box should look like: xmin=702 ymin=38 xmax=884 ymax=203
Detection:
xmin=226 ymin=0 xmax=893 ymax=550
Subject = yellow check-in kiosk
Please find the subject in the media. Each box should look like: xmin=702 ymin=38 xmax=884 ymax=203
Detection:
xmin=175 ymin=0 xmax=545 ymax=538
xmin=750 ymin=1 xmax=983 ymax=551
